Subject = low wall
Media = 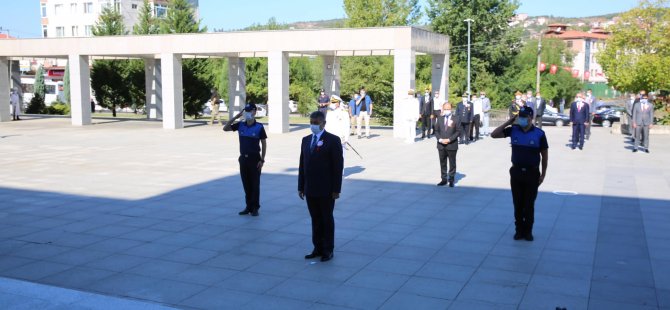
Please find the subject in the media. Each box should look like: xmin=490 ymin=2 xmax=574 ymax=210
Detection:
xmin=612 ymin=123 xmax=670 ymax=135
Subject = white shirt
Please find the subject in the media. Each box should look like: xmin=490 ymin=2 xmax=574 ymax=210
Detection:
xmin=473 ymin=98 xmax=483 ymax=116
xmin=432 ymin=97 xmax=443 ymax=111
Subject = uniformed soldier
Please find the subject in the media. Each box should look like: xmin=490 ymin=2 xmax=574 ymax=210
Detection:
xmin=491 ymin=106 xmax=549 ymax=241
xmin=223 ymin=103 xmax=268 ymax=216
xmin=509 ymin=91 xmax=525 ymax=119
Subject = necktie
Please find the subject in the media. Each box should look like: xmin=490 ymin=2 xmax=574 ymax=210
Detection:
xmin=310 ymin=135 xmax=318 ymax=152
xmin=578 ymin=103 xmax=582 ymax=111
xmin=643 ymin=103 xmax=648 ymax=111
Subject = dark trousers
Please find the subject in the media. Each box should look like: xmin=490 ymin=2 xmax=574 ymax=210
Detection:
xmin=571 ymin=123 xmax=585 ymax=148
xmin=509 ymin=166 xmax=539 ymax=234
xmin=634 ymin=125 xmax=650 ymax=149
xmin=239 ymin=154 xmax=261 ymax=211
xmin=585 ymin=115 xmax=593 ymax=138
xmin=469 ymin=115 xmax=481 ymax=140
xmin=437 ymin=145 xmax=457 ymax=181
xmin=306 ymin=196 xmax=335 ymax=254
xmin=460 ymin=122 xmax=470 ymax=143
xmin=421 ymin=115 xmax=432 ymax=137
xmin=535 ymin=116 xmax=543 ymax=128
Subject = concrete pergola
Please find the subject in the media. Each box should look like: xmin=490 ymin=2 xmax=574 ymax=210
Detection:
xmin=0 ymin=27 xmax=449 ymax=137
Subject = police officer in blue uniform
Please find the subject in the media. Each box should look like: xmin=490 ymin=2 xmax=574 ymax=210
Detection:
xmin=224 ymin=103 xmax=268 ymax=216
xmin=491 ymin=106 xmax=548 ymax=241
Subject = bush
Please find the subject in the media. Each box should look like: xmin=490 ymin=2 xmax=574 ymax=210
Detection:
xmin=26 ymin=94 xmax=46 ymax=114
xmin=46 ymin=102 xmax=71 ymax=115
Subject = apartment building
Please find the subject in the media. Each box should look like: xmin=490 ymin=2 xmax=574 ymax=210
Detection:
xmin=544 ymin=23 xmax=610 ymax=83
xmin=39 ymin=0 xmax=199 ymax=38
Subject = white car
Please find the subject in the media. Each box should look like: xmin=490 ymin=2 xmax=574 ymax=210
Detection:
xmin=202 ymin=99 xmax=228 ymax=115
xmin=255 ymin=104 xmax=267 ymax=117
xmin=288 ymin=100 xmax=298 ymax=113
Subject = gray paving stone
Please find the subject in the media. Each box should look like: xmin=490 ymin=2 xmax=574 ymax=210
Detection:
xmin=519 ymin=291 xmax=588 ymax=310
xmin=380 ymin=292 xmax=451 ymax=310
xmin=457 ymin=282 xmax=527 ymax=305
xmin=398 ymin=276 xmax=463 ymax=300
xmin=179 ymin=286 xmax=256 ymax=309
xmin=267 ymin=278 xmax=338 ymax=302
xmin=169 ymin=265 xmax=237 ymax=286
xmin=589 ymin=280 xmax=658 ymax=307
xmin=345 ymin=269 xmax=410 ymax=291
xmin=527 ymin=274 xmax=590 ymax=297
xmin=415 ymin=262 xmax=475 ymax=282
xmin=2 ymin=261 xmax=74 ymax=281
xmin=216 ymin=271 xmax=285 ymax=294
xmin=317 ymin=284 xmax=394 ymax=309
xmin=39 ymin=266 xmax=116 ymax=290
xmin=85 ymin=254 xmax=149 ymax=272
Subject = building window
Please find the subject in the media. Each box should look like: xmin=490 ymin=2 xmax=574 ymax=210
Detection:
xmin=85 ymin=25 xmax=93 ymax=36
xmin=84 ymin=2 xmax=94 ymax=13
xmin=132 ymin=4 xmax=138 ymax=9
xmin=70 ymin=3 xmax=78 ymax=14
xmin=41 ymin=3 xmax=47 ymax=17
xmin=567 ymin=40 xmax=573 ymax=48
xmin=56 ymin=27 xmax=65 ymax=37
xmin=42 ymin=25 xmax=48 ymax=38
xmin=54 ymin=4 xmax=63 ymax=16
xmin=71 ymin=26 xmax=79 ymax=37
xmin=155 ymin=4 xmax=168 ymax=17
xmin=114 ymin=0 xmax=121 ymax=11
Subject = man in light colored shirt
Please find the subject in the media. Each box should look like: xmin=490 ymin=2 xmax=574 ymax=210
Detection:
xmin=480 ymin=91 xmax=491 ymax=136
xmin=470 ymin=90 xmax=483 ymax=141
xmin=10 ymin=88 xmax=21 ymax=121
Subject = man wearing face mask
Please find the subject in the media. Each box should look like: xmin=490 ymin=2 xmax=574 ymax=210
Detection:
xmin=509 ymin=91 xmax=525 ymax=119
xmin=584 ymin=89 xmax=595 ymax=140
xmin=325 ymin=95 xmax=350 ymax=149
xmin=470 ymin=90 xmax=483 ymax=142
xmin=223 ymin=103 xmax=268 ymax=216
xmin=418 ymin=88 xmax=434 ymax=139
xmin=456 ymin=93 xmax=474 ymax=144
xmin=491 ymin=106 xmax=549 ymax=242
xmin=318 ymin=89 xmax=330 ymax=116
xmin=535 ymin=91 xmax=547 ymax=128
xmin=404 ymin=89 xmax=420 ymax=143
xmin=525 ymin=90 xmax=536 ymax=120
xmin=355 ymin=87 xmax=373 ymax=139
xmin=570 ymin=92 xmax=589 ymax=150
xmin=632 ymin=94 xmax=654 ymax=153
xmin=480 ymin=91 xmax=491 ymax=136
xmin=299 ymin=111 xmax=344 ymax=262
xmin=434 ymin=102 xmax=461 ymax=187
xmin=624 ymin=93 xmax=636 ymax=136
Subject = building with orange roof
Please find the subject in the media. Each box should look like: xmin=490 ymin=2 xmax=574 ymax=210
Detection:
xmin=544 ymin=24 xmax=610 ymax=83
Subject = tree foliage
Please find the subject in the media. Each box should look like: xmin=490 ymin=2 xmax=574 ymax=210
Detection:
xmin=63 ymin=64 xmax=70 ymax=105
xmin=160 ymin=0 xmax=206 ymax=34
xmin=343 ymin=0 xmax=421 ymax=27
xmin=34 ymin=65 xmax=46 ymax=99
xmin=598 ymin=0 xmax=670 ymax=92
xmin=92 ymin=6 xmax=127 ymax=36
xmin=133 ymin=0 xmax=159 ymax=35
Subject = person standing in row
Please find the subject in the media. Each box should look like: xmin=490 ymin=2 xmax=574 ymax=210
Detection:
xmin=570 ymin=93 xmax=589 ymax=150
xmin=348 ymin=92 xmax=358 ymax=136
xmin=325 ymin=95 xmax=350 ymax=152
xmin=10 ymin=88 xmax=20 ymax=121
xmin=534 ymin=91 xmax=547 ymax=128
xmin=354 ymin=87 xmax=373 ymax=139
xmin=223 ymin=103 xmax=267 ymax=216
xmin=470 ymin=90 xmax=482 ymax=142
xmin=491 ymin=106 xmax=548 ymax=242
xmin=584 ymin=89 xmax=595 ymax=140
xmin=299 ymin=111 xmax=344 ymax=262
xmin=318 ymin=90 xmax=330 ymax=116
xmin=632 ymin=93 xmax=654 ymax=153
xmin=525 ymin=90 xmax=536 ymax=120
xmin=624 ymin=93 xmax=636 ymax=137
xmin=509 ymin=91 xmax=524 ymax=119
xmin=419 ymin=88 xmax=433 ymax=139
xmin=404 ymin=89 xmax=420 ymax=143
xmin=456 ymin=93 xmax=473 ymax=144
xmin=431 ymin=90 xmax=444 ymax=136
xmin=434 ymin=102 xmax=461 ymax=187
xmin=209 ymin=88 xmax=223 ymax=125
xmin=480 ymin=91 xmax=491 ymax=136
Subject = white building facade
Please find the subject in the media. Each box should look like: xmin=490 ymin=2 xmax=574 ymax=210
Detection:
xmin=39 ymin=0 xmax=199 ymax=38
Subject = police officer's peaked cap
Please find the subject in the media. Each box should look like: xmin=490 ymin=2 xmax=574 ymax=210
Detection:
xmin=243 ymin=103 xmax=257 ymax=111
xmin=515 ymin=90 xmax=523 ymax=96
xmin=519 ymin=106 xmax=534 ymax=117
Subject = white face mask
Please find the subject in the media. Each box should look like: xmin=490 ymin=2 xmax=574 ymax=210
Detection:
xmin=329 ymin=104 xmax=336 ymax=110
xmin=443 ymin=110 xmax=452 ymax=116
xmin=515 ymin=96 xmax=521 ymax=100
xmin=462 ymin=98 xmax=468 ymax=103
xmin=641 ymin=99 xmax=649 ymax=104
xmin=480 ymin=95 xmax=485 ymax=99
xmin=244 ymin=112 xmax=254 ymax=120
xmin=536 ymin=96 xmax=541 ymax=99
xmin=310 ymin=124 xmax=322 ymax=135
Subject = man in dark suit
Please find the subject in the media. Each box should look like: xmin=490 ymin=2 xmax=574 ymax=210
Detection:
xmin=570 ymin=92 xmax=590 ymax=150
xmin=534 ymin=91 xmax=547 ymax=128
xmin=418 ymin=88 xmax=434 ymax=138
xmin=299 ymin=111 xmax=344 ymax=262
xmin=434 ymin=102 xmax=462 ymax=187
xmin=456 ymin=93 xmax=474 ymax=144
xmin=632 ymin=93 xmax=654 ymax=153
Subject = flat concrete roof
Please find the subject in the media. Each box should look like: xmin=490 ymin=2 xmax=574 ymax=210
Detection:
xmin=0 ymin=27 xmax=449 ymax=59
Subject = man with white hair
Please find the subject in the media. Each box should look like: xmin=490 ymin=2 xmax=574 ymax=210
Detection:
xmin=10 ymin=88 xmax=21 ymax=121
xmin=404 ymin=89 xmax=419 ymax=143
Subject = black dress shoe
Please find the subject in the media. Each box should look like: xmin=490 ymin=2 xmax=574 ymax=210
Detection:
xmin=238 ymin=209 xmax=251 ymax=215
xmin=571 ymin=146 xmax=575 ymax=150
xmin=304 ymin=251 xmax=321 ymax=259
xmin=579 ymin=146 xmax=583 ymax=150
xmin=633 ymin=149 xmax=638 ymax=153
xmin=437 ymin=180 xmax=447 ymax=186
xmin=448 ymin=181 xmax=454 ymax=188
xmin=525 ymin=233 xmax=534 ymax=241
xmin=251 ymin=209 xmax=259 ymax=216
xmin=645 ymin=149 xmax=650 ymax=153
xmin=320 ymin=252 xmax=333 ymax=262
xmin=513 ymin=232 xmax=524 ymax=240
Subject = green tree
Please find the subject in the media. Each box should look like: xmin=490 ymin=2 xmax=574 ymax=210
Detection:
xmin=63 ymin=64 xmax=70 ymax=104
xmin=27 ymin=65 xmax=47 ymax=114
xmin=34 ymin=65 xmax=46 ymax=99
xmin=598 ymin=0 xmax=670 ymax=93
xmin=344 ymin=0 xmax=421 ymax=27
xmin=160 ymin=0 xmax=206 ymax=34
xmin=133 ymin=0 xmax=159 ymax=35
xmin=92 ymin=6 xmax=127 ymax=36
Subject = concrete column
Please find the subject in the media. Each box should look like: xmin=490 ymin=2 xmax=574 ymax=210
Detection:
xmin=431 ymin=54 xmax=449 ymax=103
xmin=228 ymin=57 xmax=246 ymax=119
xmin=0 ymin=57 xmax=10 ymax=122
xmin=268 ymin=51 xmax=289 ymax=134
xmin=161 ymin=53 xmax=183 ymax=129
xmin=10 ymin=61 xmax=23 ymax=112
xmin=393 ymin=49 xmax=416 ymax=138
xmin=144 ymin=58 xmax=163 ymax=119
xmin=69 ymin=54 xmax=91 ymax=126
xmin=322 ymin=56 xmax=340 ymax=97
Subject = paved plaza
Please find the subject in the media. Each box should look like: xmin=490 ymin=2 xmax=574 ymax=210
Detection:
xmin=0 ymin=116 xmax=669 ymax=309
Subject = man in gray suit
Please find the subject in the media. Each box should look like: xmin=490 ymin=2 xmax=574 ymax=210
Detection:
xmin=632 ymin=94 xmax=654 ymax=153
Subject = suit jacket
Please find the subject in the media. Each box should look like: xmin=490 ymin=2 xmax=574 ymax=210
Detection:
xmin=536 ymin=98 xmax=547 ymax=115
xmin=570 ymin=101 xmax=590 ymax=124
xmin=632 ymin=101 xmax=654 ymax=126
xmin=434 ymin=114 xmax=461 ymax=151
xmin=525 ymin=99 xmax=537 ymax=118
xmin=298 ymin=131 xmax=344 ymax=198
xmin=419 ymin=95 xmax=433 ymax=116
xmin=456 ymin=102 xmax=474 ymax=123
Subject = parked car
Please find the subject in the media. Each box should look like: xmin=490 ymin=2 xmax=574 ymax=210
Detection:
xmin=541 ymin=110 xmax=570 ymax=127
xmin=202 ymin=99 xmax=228 ymax=115
xmin=593 ymin=107 xmax=624 ymax=127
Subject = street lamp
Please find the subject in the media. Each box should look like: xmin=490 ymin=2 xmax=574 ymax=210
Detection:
xmin=464 ymin=18 xmax=474 ymax=97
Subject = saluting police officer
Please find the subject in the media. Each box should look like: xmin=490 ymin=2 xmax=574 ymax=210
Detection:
xmin=224 ymin=103 xmax=268 ymax=216
xmin=491 ymin=106 xmax=548 ymax=241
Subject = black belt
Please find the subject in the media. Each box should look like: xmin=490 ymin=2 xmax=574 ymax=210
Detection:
xmin=512 ymin=165 xmax=538 ymax=172
xmin=241 ymin=153 xmax=260 ymax=158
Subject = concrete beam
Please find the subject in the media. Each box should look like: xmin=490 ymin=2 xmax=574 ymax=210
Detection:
xmin=161 ymin=53 xmax=183 ymax=129
xmin=268 ymin=51 xmax=289 ymax=134
xmin=393 ymin=49 xmax=416 ymax=139
xmin=431 ymin=54 xmax=449 ymax=105
xmin=228 ymin=57 xmax=246 ymax=118
xmin=0 ymin=57 xmax=10 ymax=122
xmin=144 ymin=58 xmax=163 ymax=119
xmin=68 ymin=54 xmax=91 ymax=126
xmin=322 ymin=56 xmax=340 ymax=97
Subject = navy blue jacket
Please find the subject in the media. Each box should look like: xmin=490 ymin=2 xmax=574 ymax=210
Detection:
xmin=570 ymin=101 xmax=590 ymax=124
xmin=298 ymin=131 xmax=344 ymax=197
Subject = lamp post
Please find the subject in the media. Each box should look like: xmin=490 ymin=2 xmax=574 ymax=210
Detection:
xmin=536 ymin=34 xmax=542 ymax=92
xmin=464 ymin=18 xmax=474 ymax=97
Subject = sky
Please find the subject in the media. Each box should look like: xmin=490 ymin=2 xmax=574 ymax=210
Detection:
xmin=0 ymin=0 xmax=641 ymax=39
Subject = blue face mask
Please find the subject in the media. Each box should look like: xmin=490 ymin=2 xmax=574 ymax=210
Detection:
xmin=518 ymin=117 xmax=529 ymax=128
xmin=310 ymin=124 xmax=322 ymax=135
